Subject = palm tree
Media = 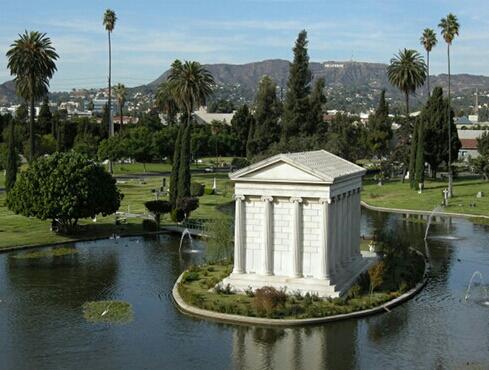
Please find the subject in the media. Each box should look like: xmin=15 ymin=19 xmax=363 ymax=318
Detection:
xmin=6 ymin=31 xmax=58 ymax=162
xmin=103 ymin=9 xmax=117 ymax=173
xmin=168 ymin=60 xmax=214 ymax=201
xmin=387 ymin=48 xmax=427 ymax=116
xmin=420 ymin=28 xmax=437 ymax=97
xmin=114 ymin=83 xmax=127 ymax=132
xmin=156 ymin=81 xmax=179 ymax=125
xmin=439 ymin=13 xmax=460 ymax=198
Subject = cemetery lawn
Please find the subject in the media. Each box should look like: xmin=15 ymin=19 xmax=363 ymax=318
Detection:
xmin=0 ymin=172 xmax=233 ymax=250
xmin=362 ymin=177 xmax=489 ymax=217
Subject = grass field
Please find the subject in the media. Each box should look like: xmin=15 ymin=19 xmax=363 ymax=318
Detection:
xmin=0 ymin=171 xmax=233 ymax=250
xmin=362 ymin=176 xmax=489 ymax=216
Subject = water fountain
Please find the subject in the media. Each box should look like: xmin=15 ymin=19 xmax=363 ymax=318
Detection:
xmin=464 ymin=271 xmax=489 ymax=305
xmin=424 ymin=206 xmax=443 ymax=241
xmin=179 ymin=228 xmax=202 ymax=253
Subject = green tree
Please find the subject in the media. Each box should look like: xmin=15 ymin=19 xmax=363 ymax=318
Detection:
xmin=367 ymin=90 xmax=392 ymax=160
xmin=282 ymin=30 xmax=312 ymax=139
xmin=415 ymin=119 xmax=425 ymax=187
xmin=73 ymin=132 xmax=99 ymax=158
xmin=6 ymin=31 xmax=59 ymax=162
xmin=387 ymin=48 xmax=427 ymax=116
xmin=249 ymin=76 xmax=281 ymax=156
xmin=421 ymin=87 xmax=460 ymax=179
xmin=308 ymin=78 xmax=326 ymax=135
xmin=231 ymin=104 xmax=254 ymax=157
xmin=439 ymin=13 xmax=460 ymax=197
xmin=98 ymin=134 xmax=127 ymax=164
xmin=145 ymin=200 xmax=171 ymax=226
xmin=37 ymin=97 xmax=53 ymax=135
xmin=167 ymin=60 xmax=214 ymax=204
xmin=5 ymin=121 xmax=18 ymax=192
xmin=7 ymin=152 xmax=122 ymax=233
xmin=420 ymin=28 xmax=437 ymax=97
xmin=478 ymin=106 xmax=489 ymax=122
xmin=477 ymin=131 xmax=489 ymax=157
xmin=114 ymin=83 xmax=127 ymax=133
xmin=177 ymin=122 xmax=191 ymax=199
xmin=103 ymin=8 xmax=117 ymax=173
xmin=169 ymin=121 xmax=183 ymax=208
xmin=127 ymin=126 xmax=154 ymax=171
xmin=156 ymin=81 xmax=179 ymax=125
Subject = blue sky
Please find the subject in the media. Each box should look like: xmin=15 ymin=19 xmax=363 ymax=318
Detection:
xmin=1 ymin=0 xmax=488 ymax=91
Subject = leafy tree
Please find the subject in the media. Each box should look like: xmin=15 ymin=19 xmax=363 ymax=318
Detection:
xmin=408 ymin=119 xmax=418 ymax=189
xmin=368 ymin=261 xmax=385 ymax=297
xmin=102 ymin=103 xmax=111 ymax=135
xmin=73 ymin=132 xmax=99 ymax=158
xmin=478 ymin=106 xmax=489 ymax=122
xmin=126 ymin=126 xmax=154 ymax=171
xmin=246 ymin=117 xmax=255 ymax=159
xmin=421 ymin=87 xmax=460 ymax=179
xmin=152 ymin=126 xmax=178 ymax=160
xmin=103 ymin=8 xmax=117 ymax=173
xmin=248 ymin=76 xmax=281 ymax=156
xmin=6 ymin=31 xmax=59 ymax=162
xmin=420 ymin=28 xmax=437 ymax=96
xmin=387 ymin=48 xmax=427 ymax=116
xmin=37 ymin=97 xmax=53 ymax=135
xmin=98 ymin=133 xmax=127 ymax=164
xmin=325 ymin=113 xmax=368 ymax=162
xmin=415 ymin=119 xmax=425 ymax=187
xmin=38 ymin=134 xmax=57 ymax=155
xmin=114 ymin=83 xmax=127 ymax=133
xmin=471 ymin=156 xmax=489 ymax=181
xmin=231 ymin=104 xmax=254 ymax=157
xmin=282 ymin=30 xmax=312 ymax=139
xmin=15 ymin=104 xmax=28 ymax=124
xmin=5 ymin=121 xmax=18 ymax=192
xmin=439 ymin=13 xmax=460 ymax=197
xmin=477 ymin=131 xmax=489 ymax=157
xmin=7 ymin=152 xmax=122 ymax=233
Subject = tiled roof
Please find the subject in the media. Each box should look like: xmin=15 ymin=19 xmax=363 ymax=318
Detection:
xmin=460 ymin=139 xmax=478 ymax=149
xmin=231 ymin=150 xmax=366 ymax=183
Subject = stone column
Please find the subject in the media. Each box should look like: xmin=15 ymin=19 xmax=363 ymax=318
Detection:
xmin=341 ymin=192 xmax=348 ymax=267
xmin=290 ymin=197 xmax=303 ymax=278
xmin=355 ymin=188 xmax=362 ymax=258
xmin=233 ymin=195 xmax=246 ymax=274
xmin=335 ymin=194 xmax=343 ymax=273
xmin=262 ymin=196 xmax=274 ymax=276
xmin=347 ymin=190 xmax=354 ymax=262
xmin=319 ymin=198 xmax=333 ymax=279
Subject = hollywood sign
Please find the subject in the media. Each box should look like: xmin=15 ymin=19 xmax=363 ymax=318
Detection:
xmin=324 ymin=63 xmax=344 ymax=68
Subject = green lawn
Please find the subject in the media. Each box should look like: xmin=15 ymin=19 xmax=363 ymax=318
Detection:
xmin=363 ymin=177 xmax=489 ymax=216
xmin=0 ymin=172 xmax=233 ymax=250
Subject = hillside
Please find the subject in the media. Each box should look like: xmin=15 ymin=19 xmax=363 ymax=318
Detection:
xmin=0 ymin=80 xmax=16 ymax=104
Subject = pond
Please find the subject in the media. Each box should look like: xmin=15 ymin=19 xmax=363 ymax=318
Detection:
xmin=1 ymin=209 xmax=489 ymax=370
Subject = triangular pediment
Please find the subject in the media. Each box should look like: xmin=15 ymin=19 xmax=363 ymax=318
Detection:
xmin=232 ymin=159 xmax=330 ymax=183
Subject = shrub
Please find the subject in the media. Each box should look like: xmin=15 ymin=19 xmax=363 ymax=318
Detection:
xmin=252 ymin=286 xmax=287 ymax=317
xmin=205 ymin=218 xmax=233 ymax=261
xmin=7 ymin=152 xmax=122 ymax=234
xmin=144 ymin=200 xmax=172 ymax=224
xmin=142 ymin=219 xmax=158 ymax=232
xmin=171 ymin=208 xmax=185 ymax=222
xmin=204 ymin=188 xmax=215 ymax=195
xmin=368 ymin=261 xmax=385 ymax=296
xmin=181 ymin=271 xmax=200 ymax=283
xmin=190 ymin=182 xmax=205 ymax=197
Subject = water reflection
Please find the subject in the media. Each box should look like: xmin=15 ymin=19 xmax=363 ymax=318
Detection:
xmin=231 ymin=321 xmax=357 ymax=370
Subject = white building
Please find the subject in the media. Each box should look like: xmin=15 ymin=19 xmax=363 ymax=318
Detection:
xmin=222 ymin=150 xmax=373 ymax=298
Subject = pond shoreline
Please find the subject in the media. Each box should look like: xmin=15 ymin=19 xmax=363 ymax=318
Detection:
xmin=171 ymin=253 xmax=430 ymax=327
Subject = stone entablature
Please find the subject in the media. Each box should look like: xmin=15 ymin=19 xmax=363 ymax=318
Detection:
xmin=223 ymin=150 xmax=373 ymax=297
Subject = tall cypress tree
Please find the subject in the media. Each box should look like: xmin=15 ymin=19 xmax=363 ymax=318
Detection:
xmin=251 ymin=75 xmax=281 ymax=154
xmin=169 ymin=121 xmax=183 ymax=208
xmin=415 ymin=119 xmax=425 ymax=187
xmin=282 ymin=30 xmax=312 ymax=139
xmin=367 ymin=90 xmax=392 ymax=159
xmin=38 ymin=97 xmax=53 ymax=135
xmin=231 ymin=104 xmax=253 ymax=157
xmin=307 ymin=78 xmax=326 ymax=135
xmin=409 ymin=119 xmax=419 ymax=189
xmin=5 ymin=121 xmax=18 ymax=192
xmin=177 ymin=121 xmax=191 ymax=199
xmin=246 ymin=118 xmax=255 ymax=159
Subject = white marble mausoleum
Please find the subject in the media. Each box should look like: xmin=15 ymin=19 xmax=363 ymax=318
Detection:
xmin=222 ymin=150 xmax=373 ymax=297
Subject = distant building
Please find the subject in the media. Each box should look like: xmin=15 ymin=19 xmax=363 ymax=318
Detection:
xmin=193 ymin=107 xmax=235 ymax=125
xmin=458 ymin=129 xmax=486 ymax=160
